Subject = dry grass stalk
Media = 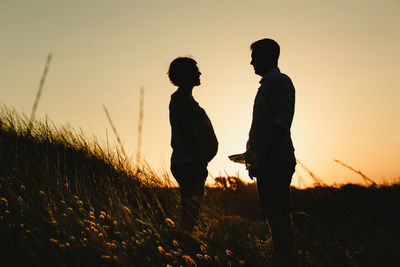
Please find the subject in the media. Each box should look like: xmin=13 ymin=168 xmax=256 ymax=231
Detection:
xmin=102 ymin=104 xmax=130 ymax=170
xmin=334 ymin=159 xmax=376 ymax=186
xmin=136 ymin=87 xmax=144 ymax=163
xmin=296 ymin=159 xmax=328 ymax=186
xmin=29 ymin=54 xmax=52 ymax=127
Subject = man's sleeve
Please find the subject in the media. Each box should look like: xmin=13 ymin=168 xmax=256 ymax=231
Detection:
xmin=270 ymin=77 xmax=295 ymax=133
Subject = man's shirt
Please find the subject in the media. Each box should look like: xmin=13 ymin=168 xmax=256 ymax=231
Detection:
xmin=247 ymin=67 xmax=295 ymax=164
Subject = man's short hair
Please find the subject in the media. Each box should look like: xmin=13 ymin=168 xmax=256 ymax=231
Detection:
xmin=168 ymin=57 xmax=197 ymax=86
xmin=250 ymin=38 xmax=280 ymax=62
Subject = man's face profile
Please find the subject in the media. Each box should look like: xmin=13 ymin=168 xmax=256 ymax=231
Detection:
xmin=251 ymin=50 xmax=265 ymax=76
xmin=250 ymin=49 xmax=274 ymax=77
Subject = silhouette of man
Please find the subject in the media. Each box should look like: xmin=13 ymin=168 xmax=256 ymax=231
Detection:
xmin=245 ymin=38 xmax=296 ymax=266
xmin=168 ymin=57 xmax=218 ymax=234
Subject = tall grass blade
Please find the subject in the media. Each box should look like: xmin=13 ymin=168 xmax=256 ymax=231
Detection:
xmin=334 ymin=159 xmax=376 ymax=186
xmin=102 ymin=104 xmax=130 ymax=169
xmin=137 ymin=87 xmax=144 ymax=163
xmin=296 ymin=159 xmax=328 ymax=186
xmin=29 ymin=54 xmax=52 ymax=127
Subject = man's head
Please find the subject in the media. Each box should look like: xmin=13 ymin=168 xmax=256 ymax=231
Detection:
xmin=250 ymin=38 xmax=280 ymax=76
xmin=168 ymin=57 xmax=201 ymax=87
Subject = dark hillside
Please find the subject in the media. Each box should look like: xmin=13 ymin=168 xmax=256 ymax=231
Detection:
xmin=1 ymin=108 xmax=399 ymax=266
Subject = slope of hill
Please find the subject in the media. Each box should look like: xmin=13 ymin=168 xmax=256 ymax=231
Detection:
xmin=1 ymin=107 xmax=399 ymax=266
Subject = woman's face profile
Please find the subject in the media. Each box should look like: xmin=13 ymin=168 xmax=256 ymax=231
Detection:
xmin=182 ymin=64 xmax=201 ymax=87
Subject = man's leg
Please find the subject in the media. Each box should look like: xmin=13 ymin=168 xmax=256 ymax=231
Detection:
xmin=256 ymin=160 xmax=296 ymax=265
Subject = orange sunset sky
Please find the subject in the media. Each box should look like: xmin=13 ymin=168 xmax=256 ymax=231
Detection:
xmin=1 ymin=0 xmax=399 ymax=186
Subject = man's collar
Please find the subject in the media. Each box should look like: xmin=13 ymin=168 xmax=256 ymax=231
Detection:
xmin=259 ymin=67 xmax=280 ymax=84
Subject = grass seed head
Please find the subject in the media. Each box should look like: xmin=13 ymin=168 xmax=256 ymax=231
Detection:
xmin=182 ymin=255 xmax=197 ymax=267
xmin=158 ymin=245 xmax=165 ymax=254
xmin=165 ymin=218 xmax=175 ymax=228
xmin=0 ymin=197 xmax=8 ymax=206
xmin=225 ymin=249 xmax=233 ymax=256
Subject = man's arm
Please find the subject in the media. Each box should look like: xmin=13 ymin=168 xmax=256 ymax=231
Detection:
xmin=270 ymin=76 xmax=295 ymax=136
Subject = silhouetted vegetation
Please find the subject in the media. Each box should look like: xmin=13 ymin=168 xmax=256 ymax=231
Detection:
xmin=1 ymin=107 xmax=399 ymax=266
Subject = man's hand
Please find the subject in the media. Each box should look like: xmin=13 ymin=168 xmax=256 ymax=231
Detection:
xmin=246 ymin=151 xmax=266 ymax=179
xmin=248 ymin=167 xmax=257 ymax=180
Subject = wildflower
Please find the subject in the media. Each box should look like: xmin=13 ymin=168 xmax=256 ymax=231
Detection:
xmin=182 ymin=255 xmax=197 ymax=267
xmin=5 ymin=210 xmax=10 ymax=214
xmin=60 ymin=200 xmax=66 ymax=205
xmin=26 ymin=229 xmax=31 ymax=233
xmin=76 ymin=200 xmax=83 ymax=206
xmin=173 ymin=240 xmax=179 ymax=247
xmin=74 ymin=195 xmax=79 ymax=200
xmin=99 ymin=214 xmax=105 ymax=220
xmin=65 ymin=183 xmax=69 ymax=189
xmin=98 ymin=233 xmax=104 ymax=238
xmin=239 ymin=260 xmax=245 ymax=265
xmin=200 ymin=244 xmax=207 ymax=254
xmin=20 ymin=224 xmax=24 ymax=228
xmin=59 ymin=244 xmax=66 ymax=250
xmin=165 ymin=218 xmax=175 ymax=228
xmin=65 ymin=242 xmax=70 ymax=247
xmin=196 ymin=254 xmax=204 ymax=260
xmin=158 ymin=246 xmax=165 ymax=254
xmin=166 ymin=264 xmax=173 ymax=267
xmin=39 ymin=190 xmax=45 ymax=196
xmin=113 ymin=220 xmax=118 ymax=226
xmin=51 ymin=220 xmax=57 ymax=225
xmin=89 ymin=215 xmax=96 ymax=221
xmin=67 ymin=207 xmax=73 ymax=213
xmin=20 ymin=185 xmax=25 ymax=191
xmin=62 ymin=213 xmax=67 ymax=217
xmin=204 ymin=255 xmax=211 ymax=261
xmin=226 ymin=249 xmax=233 ymax=256
xmin=121 ymin=241 xmax=127 ymax=248
xmin=0 ymin=197 xmax=8 ymax=206
xmin=70 ymin=236 xmax=76 ymax=241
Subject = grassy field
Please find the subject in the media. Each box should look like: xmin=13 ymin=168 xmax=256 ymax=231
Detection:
xmin=1 ymin=107 xmax=399 ymax=266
